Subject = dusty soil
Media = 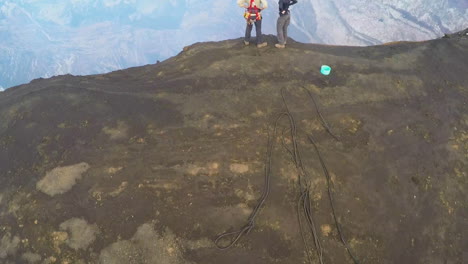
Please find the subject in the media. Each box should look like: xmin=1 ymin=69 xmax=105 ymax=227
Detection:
xmin=0 ymin=33 xmax=467 ymax=264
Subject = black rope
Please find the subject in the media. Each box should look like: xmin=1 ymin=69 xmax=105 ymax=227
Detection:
xmin=280 ymin=88 xmax=324 ymax=264
xmin=307 ymin=134 xmax=360 ymax=264
xmin=300 ymin=86 xmax=340 ymax=141
xmin=214 ymin=113 xmax=283 ymax=250
xmin=214 ymin=86 xmax=360 ymax=264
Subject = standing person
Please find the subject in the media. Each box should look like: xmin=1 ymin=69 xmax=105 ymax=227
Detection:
xmin=276 ymin=0 xmax=297 ymax=48
xmin=238 ymin=0 xmax=268 ymax=48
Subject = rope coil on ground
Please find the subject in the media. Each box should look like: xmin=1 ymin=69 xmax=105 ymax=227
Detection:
xmin=214 ymin=87 xmax=360 ymax=264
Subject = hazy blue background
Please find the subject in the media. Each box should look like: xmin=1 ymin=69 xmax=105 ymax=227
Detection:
xmin=1 ymin=0 xmax=467 ymax=90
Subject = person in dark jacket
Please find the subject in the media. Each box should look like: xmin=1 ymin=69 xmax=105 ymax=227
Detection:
xmin=276 ymin=0 xmax=297 ymax=48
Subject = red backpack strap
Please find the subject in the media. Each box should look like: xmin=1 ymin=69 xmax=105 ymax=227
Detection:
xmin=249 ymin=0 xmax=259 ymax=11
xmin=246 ymin=0 xmax=261 ymax=21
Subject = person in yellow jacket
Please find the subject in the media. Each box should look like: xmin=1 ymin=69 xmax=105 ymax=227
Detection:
xmin=237 ymin=0 xmax=268 ymax=48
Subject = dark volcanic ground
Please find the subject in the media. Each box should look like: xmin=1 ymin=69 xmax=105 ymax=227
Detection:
xmin=0 ymin=33 xmax=467 ymax=264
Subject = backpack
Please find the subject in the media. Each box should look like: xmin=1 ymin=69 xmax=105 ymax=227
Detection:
xmin=244 ymin=0 xmax=262 ymax=22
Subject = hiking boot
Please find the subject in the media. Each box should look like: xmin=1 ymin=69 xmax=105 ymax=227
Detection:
xmin=244 ymin=40 xmax=250 ymax=46
xmin=257 ymin=42 xmax=268 ymax=48
xmin=275 ymin=43 xmax=286 ymax=49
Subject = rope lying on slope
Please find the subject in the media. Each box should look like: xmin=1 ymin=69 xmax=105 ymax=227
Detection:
xmin=214 ymin=113 xmax=281 ymax=250
xmin=214 ymin=86 xmax=360 ymax=264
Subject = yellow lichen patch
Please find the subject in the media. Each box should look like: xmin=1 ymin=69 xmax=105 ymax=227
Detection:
xmin=208 ymin=162 xmax=219 ymax=175
xmin=321 ymin=224 xmax=332 ymax=237
xmin=166 ymin=246 xmax=175 ymax=256
xmin=329 ymin=172 xmax=338 ymax=185
xmin=340 ymin=116 xmax=362 ymax=134
xmin=439 ymin=191 xmax=455 ymax=214
xmin=91 ymin=191 xmax=103 ymax=202
xmin=421 ymin=175 xmax=433 ymax=191
xmin=212 ymin=123 xmax=240 ymax=130
xmin=199 ymin=114 xmax=214 ymax=128
xmin=312 ymin=191 xmax=323 ymax=202
xmin=264 ymin=220 xmax=282 ymax=231
xmin=102 ymin=121 xmax=129 ymax=140
xmin=235 ymin=203 xmax=252 ymax=216
xmin=107 ymin=167 xmax=123 ymax=174
xmin=90 ymin=181 xmax=133 ymax=202
xmin=349 ymin=237 xmax=364 ymax=248
xmin=51 ymin=231 xmax=68 ymax=242
xmin=422 ymin=132 xmax=431 ymax=142
xmin=8 ymin=191 xmax=33 ymax=216
xmin=36 ymin=136 xmax=53 ymax=164
xmin=301 ymin=119 xmax=324 ymax=132
xmin=57 ymin=122 xmax=71 ymax=129
xmin=449 ymin=129 xmax=468 ymax=158
xmin=43 ymin=256 xmax=57 ymax=264
xmin=280 ymin=165 xmax=299 ymax=182
xmin=51 ymin=231 xmax=68 ymax=254
xmin=185 ymin=165 xmax=201 ymax=176
xmin=147 ymin=124 xmax=167 ymax=138
xmin=185 ymin=238 xmax=213 ymax=250
xmin=144 ymin=181 xmax=181 ymax=191
xmin=229 ymin=163 xmax=249 ymax=174
xmin=179 ymin=162 xmax=220 ymax=177
xmin=80 ymin=120 xmax=89 ymax=128
xmin=454 ymin=167 xmax=465 ymax=178
xmin=309 ymin=173 xmax=326 ymax=201
xmin=234 ymin=183 xmax=255 ymax=202
xmin=251 ymin=109 xmax=265 ymax=117
xmin=109 ymin=182 xmax=129 ymax=197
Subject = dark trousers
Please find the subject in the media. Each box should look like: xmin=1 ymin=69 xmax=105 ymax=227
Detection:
xmin=245 ymin=19 xmax=263 ymax=44
xmin=277 ymin=13 xmax=291 ymax=45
